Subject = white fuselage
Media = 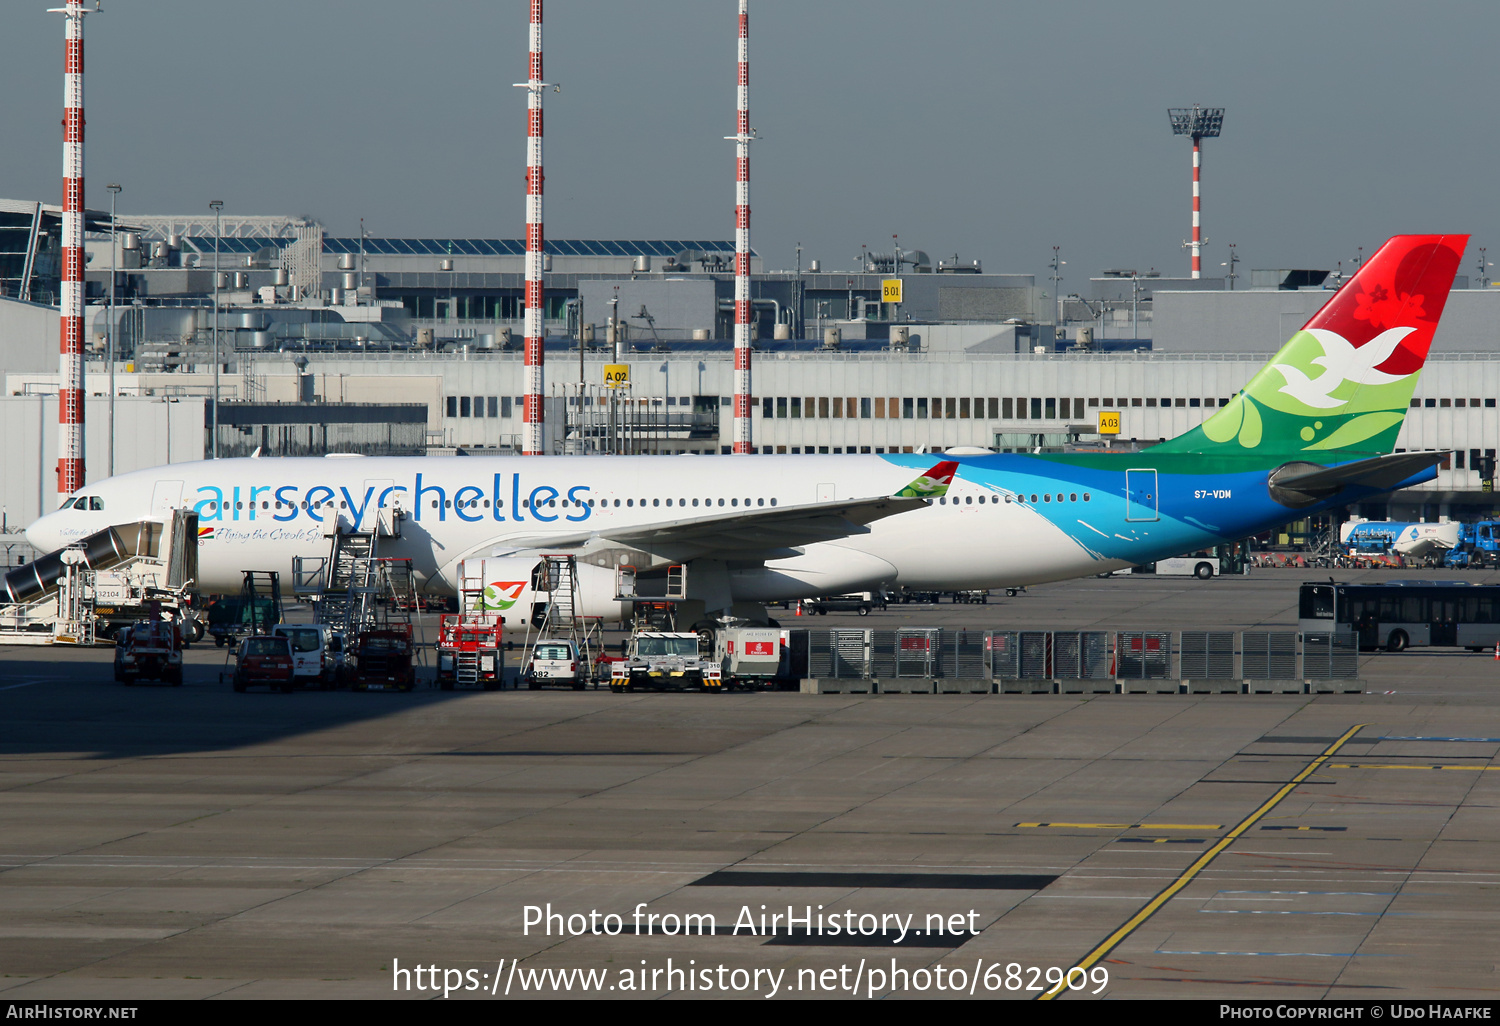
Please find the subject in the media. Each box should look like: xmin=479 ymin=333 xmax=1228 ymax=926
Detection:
xmin=24 ymin=453 xmax=1136 ymax=605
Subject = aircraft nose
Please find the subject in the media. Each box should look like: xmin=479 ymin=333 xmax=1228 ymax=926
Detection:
xmin=24 ymin=514 xmax=60 ymax=553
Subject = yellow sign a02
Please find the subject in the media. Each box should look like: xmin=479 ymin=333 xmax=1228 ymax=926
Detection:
xmin=603 ymin=364 xmax=629 ymax=388
xmin=1097 ymin=410 xmax=1121 ymax=435
xmin=881 ymin=278 xmax=903 ymax=304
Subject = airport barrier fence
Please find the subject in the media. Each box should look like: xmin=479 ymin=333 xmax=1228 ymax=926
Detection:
xmin=796 ymin=628 xmax=1358 ymax=686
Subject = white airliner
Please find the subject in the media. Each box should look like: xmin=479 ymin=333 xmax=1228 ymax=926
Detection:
xmin=19 ymin=235 xmax=1470 ymax=623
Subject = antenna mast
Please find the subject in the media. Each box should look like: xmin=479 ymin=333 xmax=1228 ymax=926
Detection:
xmin=727 ymin=0 xmax=754 ymax=453
xmin=52 ymin=0 xmax=93 ymax=494
xmin=516 ymin=1 xmax=547 ymax=455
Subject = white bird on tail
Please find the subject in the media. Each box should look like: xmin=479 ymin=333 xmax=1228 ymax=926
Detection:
xmin=1270 ymin=326 xmax=1416 ymax=409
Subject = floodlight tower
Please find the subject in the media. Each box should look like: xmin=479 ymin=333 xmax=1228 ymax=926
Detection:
xmin=515 ymin=0 xmax=547 ymax=455
xmin=726 ymin=0 xmax=754 ymax=453
xmin=1167 ymin=105 xmax=1224 ymax=279
xmin=52 ymin=0 xmax=94 ymax=496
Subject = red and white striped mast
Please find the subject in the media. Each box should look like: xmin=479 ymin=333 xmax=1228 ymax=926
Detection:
xmin=727 ymin=0 xmax=754 ymax=453
xmin=53 ymin=0 xmax=92 ymax=494
xmin=515 ymin=0 xmax=547 ymax=455
xmin=1167 ymin=106 xmax=1224 ymax=280
xmin=1190 ymin=136 xmax=1202 ymax=277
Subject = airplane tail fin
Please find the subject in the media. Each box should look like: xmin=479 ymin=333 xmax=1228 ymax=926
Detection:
xmin=1154 ymin=234 xmax=1467 ymax=458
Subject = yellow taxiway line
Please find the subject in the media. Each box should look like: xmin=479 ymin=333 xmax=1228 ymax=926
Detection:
xmin=1038 ymin=722 xmax=1367 ymax=1001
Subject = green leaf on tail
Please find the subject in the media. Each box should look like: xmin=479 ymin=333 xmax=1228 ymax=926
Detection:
xmin=1237 ymin=398 xmax=1263 ymax=449
xmin=1201 ymin=396 xmax=1244 ymax=443
xmin=1305 ymin=411 xmax=1406 ymax=451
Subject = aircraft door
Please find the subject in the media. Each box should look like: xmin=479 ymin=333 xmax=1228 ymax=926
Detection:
xmin=1125 ymin=469 xmax=1158 ymax=522
xmin=150 ymin=480 xmax=184 ymax=517
xmin=364 ymin=479 xmax=397 ymax=533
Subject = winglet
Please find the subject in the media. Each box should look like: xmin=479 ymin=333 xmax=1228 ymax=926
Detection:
xmin=893 ymin=460 xmax=959 ymax=499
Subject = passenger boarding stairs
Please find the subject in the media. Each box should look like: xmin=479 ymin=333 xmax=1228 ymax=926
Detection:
xmin=313 ymin=529 xmax=378 ymax=635
xmin=0 ymin=511 xmax=198 ymax=646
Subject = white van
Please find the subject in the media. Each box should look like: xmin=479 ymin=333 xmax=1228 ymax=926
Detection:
xmin=525 ymin=639 xmax=587 ymax=690
xmin=272 ymin=624 xmax=342 ymax=688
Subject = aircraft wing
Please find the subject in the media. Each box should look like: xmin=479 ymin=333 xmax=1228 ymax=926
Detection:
xmin=493 ymin=460 xmax=958 ymax=560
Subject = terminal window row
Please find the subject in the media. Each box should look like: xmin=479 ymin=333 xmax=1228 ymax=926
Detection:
xmin=446 ymin=395 xmax=705 ymax=418
xmin=759 ymin=396 xmax=1232 ymax=420
xmin=1412 ymin=398 xmax=1498 ymax=408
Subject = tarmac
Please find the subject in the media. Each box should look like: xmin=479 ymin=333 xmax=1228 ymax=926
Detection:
xmin=2 ymin=566 xmax=1499 ymax=1000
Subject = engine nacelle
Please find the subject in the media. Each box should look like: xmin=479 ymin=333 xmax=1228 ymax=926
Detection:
xmin=730 ymin=544 xmax=898 ymax=601
xmin=454 ymin=555 xmax=625 ymax=627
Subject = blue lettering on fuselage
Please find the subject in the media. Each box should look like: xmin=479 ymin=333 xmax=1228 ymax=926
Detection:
xmin=190 ymin=474 xmax=593 ymax=529
xmin=195 ymin=486 xmax=224 ymax=521
xmin=340 ymin=486 xmax=375 ymax=528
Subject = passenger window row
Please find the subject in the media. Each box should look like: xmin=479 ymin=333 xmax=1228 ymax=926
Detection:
xmin=760 ymin=396 xmax=1232 ymax=420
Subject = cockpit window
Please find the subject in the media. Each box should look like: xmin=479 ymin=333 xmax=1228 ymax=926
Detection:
xmin=89 ymin=497 xmax=104 ymax=510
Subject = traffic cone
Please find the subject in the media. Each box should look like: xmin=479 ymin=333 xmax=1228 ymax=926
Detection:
xmin=795 ymin=602 xmax=803 ymax=616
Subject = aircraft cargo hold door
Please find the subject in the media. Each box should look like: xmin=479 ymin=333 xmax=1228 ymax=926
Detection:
xmin=1125 ymin=469 xmax=1158 ymax=522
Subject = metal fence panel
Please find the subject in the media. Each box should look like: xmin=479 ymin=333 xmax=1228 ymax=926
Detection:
xmin=949 ymin=629 xmax=988 ymax=679
xmin=893 ymin=629 xmax=940 ymax=677
xmin=870 ymin=631 xmax=897 ymax=678
xmin=988 ymin=631 xmax=1018 ymax=679
xmin=832 ymin=630 xmax=869 ymax=678
xmin=1082 ymin=632 xmax=1112 ymax=678
xmin=1048 ymin=631 xmax=1111 ymax=678
xmin=807 ymin=630 xmax=833 ymax=678
xmin=1019 ymin=631 xmax=1052 ymax=678
xmin=1115 ymin=631 xmax=1172 ymax=679
xmin=1180 ymin=631 xmax=1236 ymax=679
xmin=1243 ymin=631 xmax=1298 ymax=679
xmin=1302 ymin=631 xmax=1359 ymax=679
xmin=1054 ymin=632 xmax=1081 ymax=678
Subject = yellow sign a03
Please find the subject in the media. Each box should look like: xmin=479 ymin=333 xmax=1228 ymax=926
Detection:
xmin=603 ymin=364 xmax=629 ymax=388
xmin=881 ymin=278 xmax=903 ymax=304
xmin=1098 ymin=410 xmax=1121 ymax=435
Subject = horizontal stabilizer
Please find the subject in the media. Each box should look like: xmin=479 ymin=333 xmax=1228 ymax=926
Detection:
xmin=1267 ymin=451 xmax=1447 ymax=509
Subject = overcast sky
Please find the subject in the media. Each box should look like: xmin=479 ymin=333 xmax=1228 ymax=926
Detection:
xmin=2 ymin=1 xmax=1495 ymax=284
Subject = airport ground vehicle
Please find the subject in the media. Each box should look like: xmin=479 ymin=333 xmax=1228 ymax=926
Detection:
xmin=952 ymin=590 xmax=990 ymax=604
xmin=524 ymin=639 xmax=586 ymax=690
xmin=611 ymin=631 xmax=722 ymax=692
xmin=231 ymin=635 xmax=296 ymax=693
xmin=113 ymin=619 xmax=183 ymax=685
xmin=714 ymin=627 xmax=786 ymax=689
xmin=207 ymin=595 xmax=280 ymax=647
xmin=271 ymin=624 xmax=343 ymax=689
xmin=802 ymin=592 xmax=884 ymax=616
xmin=1298 ymin=580 xmax=1500 ymax=652
xmin=436 ymin=611 xmax=503 ymax=690
xmin=1152 ymin=555 xmax=1220 ymax=579
xmin=1443 ymin=522 xmax=1500 ymax=569
xmin=349 ymin=625 xmax=416 ymax=692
